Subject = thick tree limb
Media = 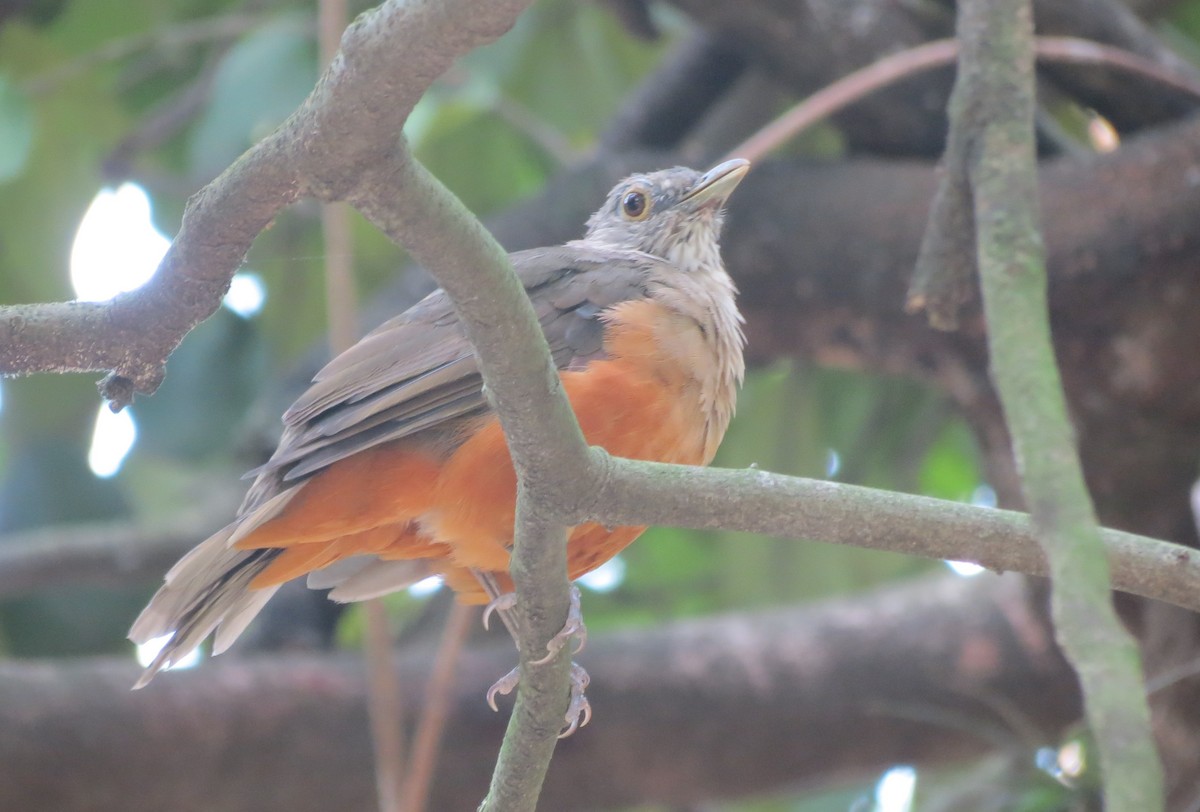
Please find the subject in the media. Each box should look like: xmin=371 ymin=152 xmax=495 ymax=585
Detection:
xmin=0 ymin=518 xmax=212 ymax=597
xmin=0 ymin=574 xmax=1079 ymax=812
xmin=714 ymin=115 xmax=1200 ymax=531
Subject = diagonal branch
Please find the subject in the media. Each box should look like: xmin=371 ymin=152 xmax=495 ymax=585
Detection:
xmin=0 ymin=0 xmax=532 ymax=409
xmin=730 ymin=37 xmax=1200 ymax=170
xmin=346 ymin=149 xmax=582 ymax=810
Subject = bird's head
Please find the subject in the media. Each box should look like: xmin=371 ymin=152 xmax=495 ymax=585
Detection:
xmin=584 ymin=159 xmax=749 ymax=269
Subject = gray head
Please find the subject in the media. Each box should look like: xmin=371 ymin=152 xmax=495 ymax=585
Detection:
xmin=585 ymin=159 xmax=749 ymax=268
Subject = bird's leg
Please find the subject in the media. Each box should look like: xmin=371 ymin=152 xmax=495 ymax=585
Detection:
xmin=473 ymin=570 xmax=591 ymax=737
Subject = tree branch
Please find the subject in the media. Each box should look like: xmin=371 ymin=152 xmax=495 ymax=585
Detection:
xmin=0 ymin=574 xmax=1080 ymax=812
xmin=731 ymin=37 xmax=1200 ymax=171
xmin=947 ymin=0 xmax=1161 ymax=803
xmin=0 ymin=517 xmax=211 ymax=597
xmin=664 ymin=0 xmax=1200 ymax=156
xmin=346 ymin=148 xmax=581 ymax=808
xmin=0 ymin=0 xmax=532 ymax=408
xmin=583 ymin=460 xmax=1200 ymax=616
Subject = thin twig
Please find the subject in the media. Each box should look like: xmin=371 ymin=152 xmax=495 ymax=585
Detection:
xmin=363 ymin=600 xmax=406 ymax=812
xmin=23 ymin=13 xmax=276 ymax=97
xmin=402 ymin=602 xmax=477 ymax=812
xmin=487 ymin=95 xmax=580 ymax=166
xmin=316 ymin=3 xmax=404 ymax=811
xmin=726 ymin=36 xmax=1200 ymax=166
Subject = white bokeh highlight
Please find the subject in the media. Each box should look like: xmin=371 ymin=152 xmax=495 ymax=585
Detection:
xmin=874 ymin=765 xmax=917 ymax=812
xmin=224 ymin=272 xmax=266 ymax=317
xmin=135 ymin=633 xmax=201 ymax=672
xmin=70 ymin=183 xmax=170 ymax=302
xmin=408 ymin=575 xmax=444 ymax=598
xmin=87 ymin=406 xmax=136 ymax=478
xmin=578 ymin=555 xmax=626 ymax=593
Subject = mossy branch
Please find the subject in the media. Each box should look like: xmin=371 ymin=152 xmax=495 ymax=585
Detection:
xmin=930 ymin=0 xmax=1164 ymax=805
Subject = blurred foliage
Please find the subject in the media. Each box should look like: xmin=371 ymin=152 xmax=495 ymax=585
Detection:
xmin=0 ymin=0 xmax=1126 ymax=808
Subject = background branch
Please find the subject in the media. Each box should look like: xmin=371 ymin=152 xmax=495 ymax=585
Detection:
xmin=0 ymin=517 xmax=215 ymax=597
xmin=0 ymin=574 xmax=1078 ymax=812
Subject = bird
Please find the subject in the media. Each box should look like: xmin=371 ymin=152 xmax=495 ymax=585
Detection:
xmin=129 ymin=158 xmax=749 ymax=732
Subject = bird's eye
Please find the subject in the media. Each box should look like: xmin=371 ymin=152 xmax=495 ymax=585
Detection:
xmin=620 ymin=190 xmax=650 ymax=220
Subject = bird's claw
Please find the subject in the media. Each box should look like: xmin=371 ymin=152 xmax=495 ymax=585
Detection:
xmin=529 ymin=584 xmax=587 ymax=666
xmin=487 ymin=666 xmax=520 ymax=712
xmin=559 ymin=662 xmax=592 ymax=738
xmin=485 ymin=662 xmax=592 ymax=738
xmin=482 ymin=592 xmax=517 ymax=631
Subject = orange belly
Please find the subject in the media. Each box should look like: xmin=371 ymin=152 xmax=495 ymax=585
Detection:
xmin=236 ymin=305 xmax=712 ymax=603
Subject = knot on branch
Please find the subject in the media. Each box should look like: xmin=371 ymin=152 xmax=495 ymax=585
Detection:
xmin=99 ymin=365 xmax=165 ymax=411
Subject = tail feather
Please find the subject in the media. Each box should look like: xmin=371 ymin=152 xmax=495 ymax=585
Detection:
xmin=129 ymin=525 xmax=279 ymax=688
xmin=211 ymin=585 xmax=281 ymax=655
xmin=324 ymin=558 xmax=434 ymax=602
xmin=129 ymin=525 xmax=237 ymax=644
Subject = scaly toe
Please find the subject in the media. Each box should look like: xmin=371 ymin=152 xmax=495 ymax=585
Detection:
xmin=529 ymin=584 xmax=587 ymax=666
xmin=558 ymin=662 xmax=592 ymax=738
xmin=486 ymin=666 xmax=520 ymax=712
xmin=483 ymin=592 xmax=518 ymax=631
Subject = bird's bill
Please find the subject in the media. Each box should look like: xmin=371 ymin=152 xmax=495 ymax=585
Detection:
xmin=682 ymin=158 xmax=751 ymax=208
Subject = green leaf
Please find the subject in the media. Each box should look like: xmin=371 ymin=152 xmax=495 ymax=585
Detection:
xmin=0 ymin=75 xmax=35 ymax=182
xmin=0 ymin=24 xmax=128 ymax=303
xmin=187 ymin=13 xmax=315 ymax=181
xmin=413 ymin=101 xmax=551 ymax=215
xmin=134 ymin=307 xmax=267 ymax=461
xmin=469 ymin=1 xmax=668 ymax=140
xmin=919 ymin=420 xmax=982 ymax=503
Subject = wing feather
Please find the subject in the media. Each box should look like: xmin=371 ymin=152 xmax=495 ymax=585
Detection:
xmin=247 ymin=245 xmax=662 ymax=502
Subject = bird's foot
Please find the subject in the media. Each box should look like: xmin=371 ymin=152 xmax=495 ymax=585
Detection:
xmin=561 ymin=662 xmax=592 ymax=737
xmin=529 ymin=584 xmax=587 ymax=666
xmin=486 ymin=661 xmax=592 ymax=738
xmin=482 ymin=584 xmax=588 ymax=664
xmin=481 ymin=583 xmax=591 ymax=736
